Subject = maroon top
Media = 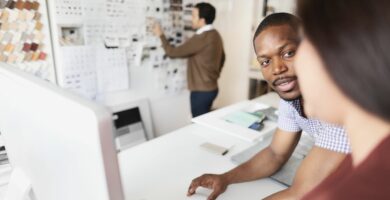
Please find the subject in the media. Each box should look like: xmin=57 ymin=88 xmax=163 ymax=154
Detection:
xmin=303 ymin=134 xmax=390 ymax=200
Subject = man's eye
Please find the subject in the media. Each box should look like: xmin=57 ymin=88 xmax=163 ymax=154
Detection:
xmin=260 ymin=60 xmax=270 ymax=67
xmin=283 ymin=51 xmax=295 ymax=58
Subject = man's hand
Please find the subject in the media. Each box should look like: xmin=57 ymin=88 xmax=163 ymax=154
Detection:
xmin=186 ymin=129 xmax=301 ymax=200
xmin=187 ymin=174 xmax=229 ymax=200
xmin=152 ymin=21 xmax=163 ymax=37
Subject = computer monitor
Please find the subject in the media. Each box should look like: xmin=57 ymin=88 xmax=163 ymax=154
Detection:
xmin=0 ymin=64 xmax=124 ymax=200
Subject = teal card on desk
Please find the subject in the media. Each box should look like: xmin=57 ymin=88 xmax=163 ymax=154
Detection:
xmin=223 ymin=111 xmax=261 ymax=127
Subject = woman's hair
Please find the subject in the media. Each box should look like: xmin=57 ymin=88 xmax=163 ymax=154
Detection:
xmin=298 ymin=0 xmax=390 ymax=121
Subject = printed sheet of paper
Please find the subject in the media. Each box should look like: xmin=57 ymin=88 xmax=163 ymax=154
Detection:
xmin=59 ymin=46 xmax=98 ymax=99
xmin=96 ymin=47 xmax=129 ymax=94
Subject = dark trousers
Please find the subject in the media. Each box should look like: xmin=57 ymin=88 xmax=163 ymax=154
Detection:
xmin=190 ymin=90 xmax=218 ymax=118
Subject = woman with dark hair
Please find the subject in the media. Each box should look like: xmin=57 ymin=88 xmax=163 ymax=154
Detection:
xmin=294 ymin=0 xmax=390 ymax=199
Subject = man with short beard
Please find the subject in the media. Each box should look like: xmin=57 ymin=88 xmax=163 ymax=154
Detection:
xmin=187 ymin=13 xmax=350 ymax=200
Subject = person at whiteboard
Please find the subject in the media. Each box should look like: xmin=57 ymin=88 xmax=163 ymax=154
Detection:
xmin=187 ymin=13 xmax=350 ymax=200
xmin=152 ymin=2 xmax=225 ymax=117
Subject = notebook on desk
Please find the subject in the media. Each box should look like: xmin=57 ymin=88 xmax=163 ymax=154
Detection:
xmin=231 ymin=133 xmax=314 ymax=186
xmin=192 ymin=101 xmax=278 ymax=142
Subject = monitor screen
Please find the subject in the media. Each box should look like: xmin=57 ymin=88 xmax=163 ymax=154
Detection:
xmin=0 ymin=64 xmax=124 ymax=200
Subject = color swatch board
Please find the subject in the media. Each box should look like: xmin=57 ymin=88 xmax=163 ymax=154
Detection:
xmin=48 ymin=0 xmax=194 ymax=99
xmin=0 ymin=0 xmax=56 ymax=83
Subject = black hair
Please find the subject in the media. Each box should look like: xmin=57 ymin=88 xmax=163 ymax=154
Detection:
xmin=195 ymin=2 xmax=216 ymax=24
xmin=298 ymin=0 xmax=390 ymax=120
xmin=253 ymin=12 xmax=301 ymax=42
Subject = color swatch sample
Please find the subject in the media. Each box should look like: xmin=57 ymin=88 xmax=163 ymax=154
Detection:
xmin=0 ymin=0 xmax=47 ymax=64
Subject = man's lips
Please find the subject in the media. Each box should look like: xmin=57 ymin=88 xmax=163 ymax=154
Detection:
xmin=273 ymin=76 xmax=298 ymax=92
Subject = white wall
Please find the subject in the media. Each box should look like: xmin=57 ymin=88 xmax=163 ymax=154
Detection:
xmin=208 ymin=0 xmax=255 ymax=109
xmin=149 ymin=92 xmax=192 ymax=137
xmin=129 ymin=59 xmax=192 ymax=137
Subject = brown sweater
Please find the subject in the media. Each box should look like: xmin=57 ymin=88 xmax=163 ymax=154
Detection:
xmin=302 ymin=134 xmax=390 ymax=200
xmin=160 ymin=30 xmax=225 ymax=91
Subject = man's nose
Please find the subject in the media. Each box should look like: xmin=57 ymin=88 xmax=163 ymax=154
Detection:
xmin=272 ymin=58 xmax=288 ymax=75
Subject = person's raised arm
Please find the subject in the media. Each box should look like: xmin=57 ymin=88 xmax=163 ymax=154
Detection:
xmin=152 ymin=22 xmax=207 ymax=58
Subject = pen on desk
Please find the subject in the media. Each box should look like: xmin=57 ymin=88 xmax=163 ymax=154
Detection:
xmin=222 ymin=149 xmax=229 ymax=156
xmin=222 ymin=145 xmax=234 ymax=156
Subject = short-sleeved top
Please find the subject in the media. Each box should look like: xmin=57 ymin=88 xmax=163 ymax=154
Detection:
xmin=278 ymin=99 xmax=351 ymax=153
xmin=302 ymin=134 xmax=390 ymax=200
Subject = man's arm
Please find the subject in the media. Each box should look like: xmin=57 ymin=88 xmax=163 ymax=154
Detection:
xmin=159 ymin=34 xmax=207 ymax=58
xmin=224 ymin=129 xmax=301 ymax=183
xmin=152 ymin=22 xmax=206 ymax=58
xmin=264 ymin=146 xmax=346 ymax=200
xmin=187 ymin=128 xmax=301 ymax=200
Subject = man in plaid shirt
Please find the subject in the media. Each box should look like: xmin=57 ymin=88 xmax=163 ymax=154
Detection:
xmin=187 ymin=13 xmax=350 ymax=200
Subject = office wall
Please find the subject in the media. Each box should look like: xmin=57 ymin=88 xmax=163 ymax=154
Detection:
xmin=149 ymin=92 xmax=191 ymax=137
xmin=152 ymin=0 xmax=256 ymax=136
xmin=211 ymin=0 xmax=255 ymax=109
xmin=47 ymin=0 xmax=196 ymax=137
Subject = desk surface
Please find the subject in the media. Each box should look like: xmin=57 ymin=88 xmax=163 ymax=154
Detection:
xmin=0 ymin=93 xmax=284 ymax=199
xmin=118 ymin=124 xmax=286 ymax=200
xmin=192 ymin=100 xmax=277 ymax=142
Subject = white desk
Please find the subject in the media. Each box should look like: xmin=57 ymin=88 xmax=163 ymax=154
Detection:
xmin=192 ymin=92 xmax=280 ymax=143
xmin=0 ymin=125 xmax=285 ymax=200
xmin=0 ymin=93 xmax=285 ymax=199
xmin=192 ymin=101 xmax=277 ymax=142
xmin=118 ymin=124 xmax=286 ymax=200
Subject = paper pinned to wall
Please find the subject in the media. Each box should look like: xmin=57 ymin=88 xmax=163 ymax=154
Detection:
xmin=96 ymin=47 xmax=129 ymax=94
xmin=126 ymin=41 xmax=144 ymax=67
xmin=52 ymin=0 xmax=192 ymax=97
xmin=82 ymin=0 xmax=106 ymax=21
xmin=152 ymin=59 xmax=187 ymax=95
xmin=58 ymin=46 xmax=130 ymax=98
xmin=84 ymin=21 xmax=105 ymax=45
xmin=103 ymin=0 xmax=146 ymax=48
xmin=58 ymin=46 xmax=98 ymax=99
xmin=54 ymin=0 xmax=83 ymax=24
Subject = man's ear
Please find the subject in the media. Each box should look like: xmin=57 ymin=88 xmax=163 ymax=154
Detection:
xmin=199 ymin=18 xmax=206 ymax=26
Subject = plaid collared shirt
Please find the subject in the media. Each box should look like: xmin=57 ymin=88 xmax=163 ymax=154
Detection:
xmin=278 ymin=99 xmax=351 ymax=153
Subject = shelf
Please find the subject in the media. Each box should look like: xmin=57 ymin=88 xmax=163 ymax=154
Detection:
xmin=248 ymin=68 xmax=264 ymax=80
